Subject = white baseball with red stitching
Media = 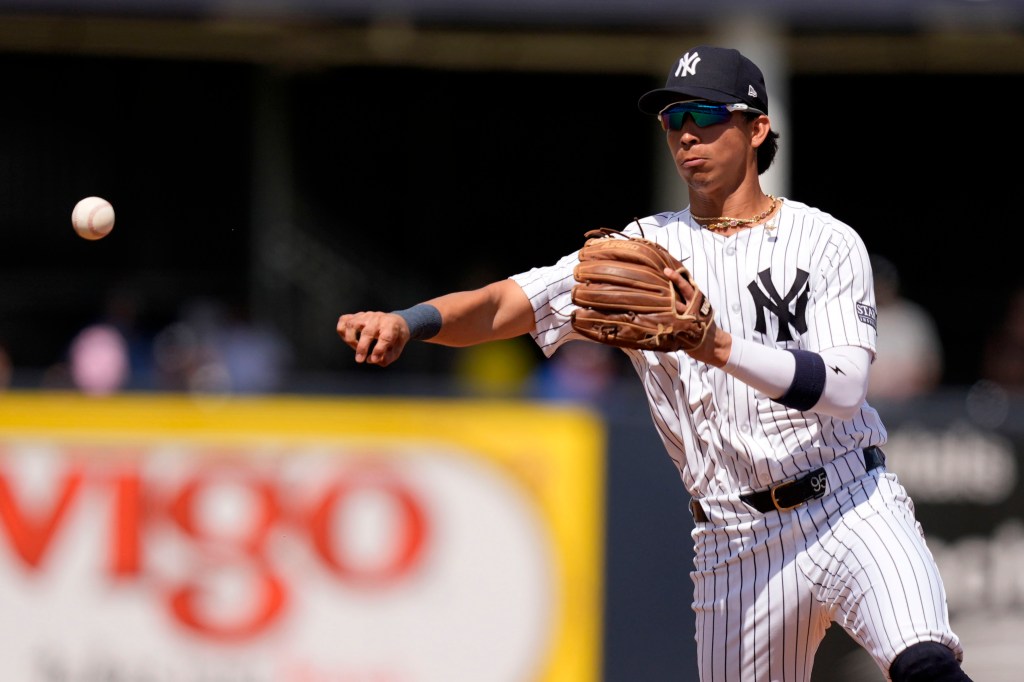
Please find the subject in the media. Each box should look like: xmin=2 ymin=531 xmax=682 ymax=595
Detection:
xmin=71 ymin=196 xmax=115 ymax=240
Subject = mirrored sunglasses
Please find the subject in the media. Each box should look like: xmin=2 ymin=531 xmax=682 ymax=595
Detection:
xmin=658 ymin=101 xmax=765 ymax=131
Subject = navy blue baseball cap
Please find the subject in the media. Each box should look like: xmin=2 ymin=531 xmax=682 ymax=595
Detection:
xmin=638 ymin=46 xmax=769 ymax=115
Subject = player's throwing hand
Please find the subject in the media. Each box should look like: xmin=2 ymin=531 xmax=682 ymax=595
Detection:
xmin=336 ymin=312 xmax=411 ymax=366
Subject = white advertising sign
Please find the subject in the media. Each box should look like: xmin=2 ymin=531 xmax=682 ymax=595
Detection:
xmin=0 ymin=393 xmax=604 ymax=682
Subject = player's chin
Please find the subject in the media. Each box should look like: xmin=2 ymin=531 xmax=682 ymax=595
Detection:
xmin=675 ymin=165 xmax=699 ymax=185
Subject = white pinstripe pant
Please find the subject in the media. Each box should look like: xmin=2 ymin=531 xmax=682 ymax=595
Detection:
xmin=690 ymin=455 xmax=963 ymax=682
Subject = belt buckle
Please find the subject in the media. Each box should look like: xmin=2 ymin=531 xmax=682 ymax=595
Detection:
xmin=768 ymin=479 xmax=803 ymax=512
xmin=768 ymin=469 xmax=828 ymax=512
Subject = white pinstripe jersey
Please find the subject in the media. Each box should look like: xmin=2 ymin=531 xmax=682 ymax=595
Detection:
xmin=511 ymin=197 xmax=888 ymax=500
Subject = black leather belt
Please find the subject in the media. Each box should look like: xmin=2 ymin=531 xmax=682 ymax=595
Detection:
xmin=690 ymin=447 xmax=886 ymax=522
xmin=739 ymin=446 xmax=885 ymax=514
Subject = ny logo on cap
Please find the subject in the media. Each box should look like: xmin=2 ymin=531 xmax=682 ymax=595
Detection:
xmin=675 ymin=51 xmax=701 ymax=77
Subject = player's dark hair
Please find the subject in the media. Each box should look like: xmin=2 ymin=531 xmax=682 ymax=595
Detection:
xmin=757 ymin=129 xmax=779 ymax=175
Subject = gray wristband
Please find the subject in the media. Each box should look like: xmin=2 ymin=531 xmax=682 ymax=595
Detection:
xmin=392 ymin=303 xmax=442 ymax=341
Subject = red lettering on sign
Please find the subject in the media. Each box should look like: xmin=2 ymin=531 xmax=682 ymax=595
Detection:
xmin=164 ymin=462 xmax=287 ymax=641
xmin=308 ymin=464 xmax=428 ymax=586
xmin=169 ymin=568 xmax=288 ymax=642
xmin=0 ymin=449 xmax=431 ymax=641
xmin=168 ymin=463 xmax=280 ymax=556
xmin=109 ymin=466 xmax=142 ymax=576
xmin=0 ymin=465 xmax=82 ymax=569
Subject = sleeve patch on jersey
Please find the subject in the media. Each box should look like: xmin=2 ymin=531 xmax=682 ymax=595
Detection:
xmin=856 ymin=303 xmax=877 ymax=329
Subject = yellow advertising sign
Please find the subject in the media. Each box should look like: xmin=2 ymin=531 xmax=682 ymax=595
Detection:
xmin=0 ymin=391 xmax=605 ymax=682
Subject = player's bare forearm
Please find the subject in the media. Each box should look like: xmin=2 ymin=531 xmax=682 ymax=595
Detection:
xmin=425 ymin=279 xmax=536 ymax=347
xmin=336 ymin=279 xmax=535 ymax=367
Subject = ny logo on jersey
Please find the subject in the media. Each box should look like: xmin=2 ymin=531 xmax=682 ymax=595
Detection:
xmin=747 ymin=268 xmax=810 ymax=342
xmin=675 ymin=52 xmax=701 ymax=77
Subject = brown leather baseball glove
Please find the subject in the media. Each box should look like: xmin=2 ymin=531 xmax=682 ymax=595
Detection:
xmin=570 ymin=228 xmax=715 ymax=352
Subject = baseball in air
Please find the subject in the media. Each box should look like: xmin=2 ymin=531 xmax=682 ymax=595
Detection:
xmin=71 ymin=196 xmax=115 ymax=240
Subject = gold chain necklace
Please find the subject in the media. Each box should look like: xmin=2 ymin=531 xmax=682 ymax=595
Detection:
xmin=692 ymin=195 xmax=778 ymax=231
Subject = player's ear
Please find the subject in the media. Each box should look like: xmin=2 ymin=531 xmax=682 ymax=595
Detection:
xmin=749 ymin=115 xmax=772 ymax=148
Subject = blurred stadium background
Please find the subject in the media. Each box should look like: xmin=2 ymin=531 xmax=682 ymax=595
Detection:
xmin=1 ymin=2 xmax=1023 ymax=681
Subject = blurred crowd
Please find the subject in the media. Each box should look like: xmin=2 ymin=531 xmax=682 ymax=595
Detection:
xmin=0 ymin=291 xmax=294 ymax=396
xmin=866 ymin=254 xmax=1024 ymax=402
xmin=866 ymin=254 xmax=945 ymax=402
xmin=1 ymin=257 xmax=1023 ymax=404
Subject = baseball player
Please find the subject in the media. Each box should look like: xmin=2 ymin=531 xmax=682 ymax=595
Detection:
xmin=336 ymin=45 xmax=972 ymax=681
